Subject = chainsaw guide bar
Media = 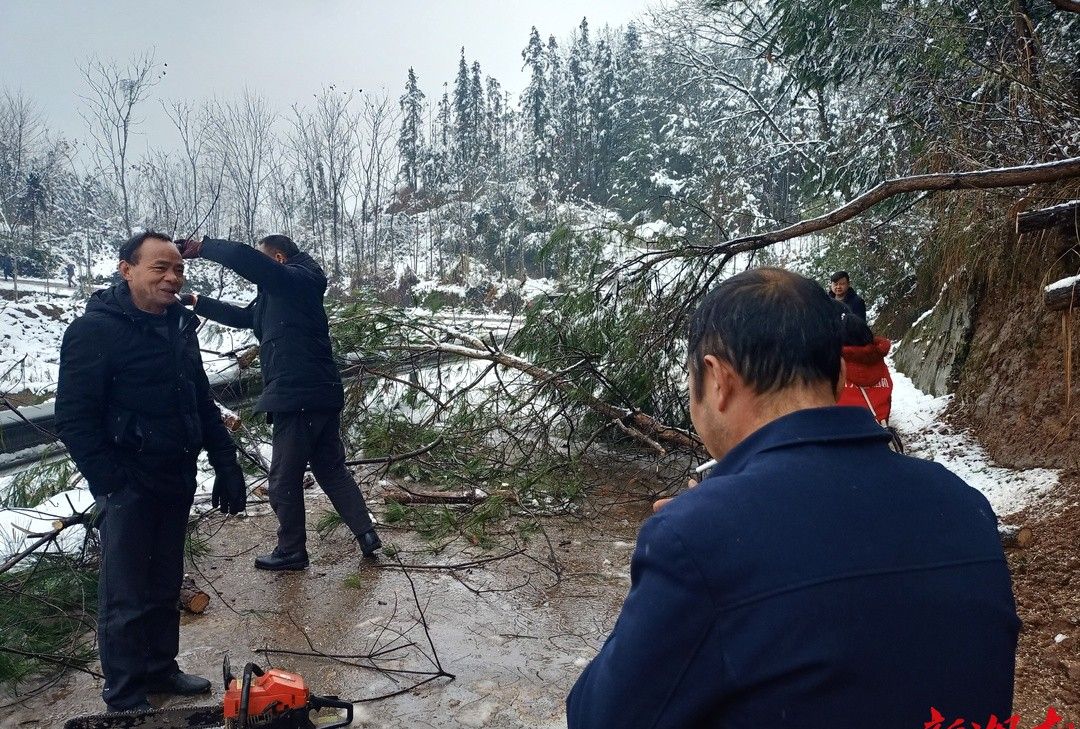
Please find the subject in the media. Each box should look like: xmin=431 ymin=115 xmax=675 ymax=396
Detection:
xmin=62 ymin=704 xmax=225 ymax=729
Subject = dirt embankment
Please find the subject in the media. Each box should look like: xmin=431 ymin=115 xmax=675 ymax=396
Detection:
xmin=953 ymin=290 xmax=1080 ymax=472
xmin=944 ymin=256 xmax=1080 ymax=720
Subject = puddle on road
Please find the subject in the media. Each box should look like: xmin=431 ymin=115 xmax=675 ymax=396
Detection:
xmin=3 ymin=478 xmax=657 ymax=728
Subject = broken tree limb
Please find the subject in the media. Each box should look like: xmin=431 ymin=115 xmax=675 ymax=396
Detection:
xmin=179 ymin=574 xmax=210 ymax=614
xmin=1048 ymin=0 xmax=1080 ymax=13
xmin=382 ymin=485 xmax=486 ymax=506
xmin=999 ymin=524 xmax=1033 ymax=549
xmin=236 ymin=345 xmax=260 ymax=370
xmin=394 ymin=328 xmax=700 ymax=454
xmin=0 ymin=511 xmax=89 ymax=575
xmin=1046 ymin=281 xmax=1080 ymax=311
xmin=672 ymin=156 xmax=1080 ymax=260
xmin=1017 ymin=200 xmax=1080 ymax=236
xmin=344 ymin=436 xmax=445 ymax=466
xmin=375 ymin=549 xmax=525 ymax=571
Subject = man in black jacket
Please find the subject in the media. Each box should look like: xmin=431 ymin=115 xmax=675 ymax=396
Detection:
xmin=176 ymin=234 xmax=381 ymax=569
xmin=828 ymin=270 xmax=868 ymax=320
xmin=55 ymin=231 xmax=247 ymax=713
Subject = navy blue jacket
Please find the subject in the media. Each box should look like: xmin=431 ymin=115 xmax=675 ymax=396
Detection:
xmin=567 ymin=407 xmax=1018 ymax=729
xmin=193 ymin=239 xmax=344 ymax=414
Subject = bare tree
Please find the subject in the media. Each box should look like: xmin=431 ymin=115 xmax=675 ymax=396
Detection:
xmin=351 ymin=90 xmax=400 ymax=279
xmin=79 ymin=51 xmax=159 ymax=235
xmin=209 ymin=90 xmax=276 ymax=242
xmin=287 ymin=87 xmax=362 ymax=279
xmin=163 ymin=99 xmax=223 ymax=237
xmin=0 ymin=90 xmax=48 ymax=299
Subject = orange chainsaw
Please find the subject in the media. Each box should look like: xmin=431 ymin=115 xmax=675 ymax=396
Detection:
xmin=64 ymin=658 xmax=354 ymax=729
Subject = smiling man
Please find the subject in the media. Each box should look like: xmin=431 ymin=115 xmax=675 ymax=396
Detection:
xmin=55 ymin=231 xmax=247 ymax=713
xmin=566 ymin=267 xmax=1018 ymax=728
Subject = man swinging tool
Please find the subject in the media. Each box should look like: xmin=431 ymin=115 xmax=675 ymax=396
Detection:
xmin=175 ymin=234 xmax=381 ymax=568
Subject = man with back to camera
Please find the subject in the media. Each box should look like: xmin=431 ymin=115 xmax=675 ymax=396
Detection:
xmin=828 ymin=269 xmax=867 ymax=319
xmin=55 ymin=231 xmax=247 ymax=713
xmin=566 ymin=267 xmax=1019 ymax=728
xmin=173 ymin=233 xmax=381 ymax=569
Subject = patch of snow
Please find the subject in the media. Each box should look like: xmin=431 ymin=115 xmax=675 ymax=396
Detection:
xmin=911 ymin=306 xmax=935 ymax=328
xmin=634 ymin=219 xmax=685 ymax=242
xmin=1045 ymin=274 xmax=1080 ymax=293
xmin=889 ymin=356 xmax=1057 ymax=517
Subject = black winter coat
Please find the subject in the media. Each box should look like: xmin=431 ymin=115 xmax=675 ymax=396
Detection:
xmin=193 ymin=239 xmax=344 ymax=414
xmin=831 ymin=286 xmax=868 ymax=320
xmin=55 ymin=282 xmax=237 ymax=498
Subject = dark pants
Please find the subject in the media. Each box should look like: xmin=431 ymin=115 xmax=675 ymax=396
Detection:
xmin=269 ymin=410 xmax=373 ymax=554
xmin=97 ymin=484 xmax=193 ymax=709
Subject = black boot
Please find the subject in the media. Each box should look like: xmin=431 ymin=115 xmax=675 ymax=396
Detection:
xmin=254 ymin=549 xmax=310 ymax=571
xmin=146 ymin=671 xmax=212 ymax=696
xmin=359 ymin=528 xmax=382 ymax=558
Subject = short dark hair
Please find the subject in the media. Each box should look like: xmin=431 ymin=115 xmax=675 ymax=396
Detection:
xmin=830 ymin=270 xmax=850 ymax=284
xmin=688 ymin=267 xmax=842 ymax=395
xmin=258 ymin=234 xmax=300 ymax=259
xmin=119 ymin=230 xmax=175 ymax=264
xmin=836 ymin=299 xmax=874 ymax=346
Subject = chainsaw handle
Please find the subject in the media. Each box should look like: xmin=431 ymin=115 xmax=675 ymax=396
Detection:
xmin=238 ymin=662 xmax=265 ymax=728
xmin=308 ymin=695 xmax=353 ymax=729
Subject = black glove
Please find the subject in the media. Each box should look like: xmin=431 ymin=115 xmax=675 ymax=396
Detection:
xmin=211 ymin=459 xmax=247 ymax=515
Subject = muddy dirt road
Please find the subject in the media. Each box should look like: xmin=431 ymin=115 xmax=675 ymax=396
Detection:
xmin=3 ymin=476 xmax=657 ymax=729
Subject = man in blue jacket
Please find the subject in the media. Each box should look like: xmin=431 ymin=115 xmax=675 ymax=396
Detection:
xmin=176 ymin=234 xmax=380 ymax=568
xmin=566 ymin=267 xmax=1019 ymax=728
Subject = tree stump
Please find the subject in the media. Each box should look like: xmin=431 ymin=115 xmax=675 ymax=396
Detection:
xmin=179 ymin=574 xmax=210 ymax=614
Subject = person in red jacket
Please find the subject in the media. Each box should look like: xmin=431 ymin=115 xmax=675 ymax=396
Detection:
xmin=836 ymin=304 xmax=893 ymax=425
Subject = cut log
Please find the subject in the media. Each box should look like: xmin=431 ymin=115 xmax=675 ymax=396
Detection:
xmin=383 ymin=485 xmax=484 ymax=506
xmin=1045 ymin=279 xmax=1080 ymax=311
xmin=179 ymin=574 xmax=210 ymax=614
xmin=1017 ymin=200 xmax=1080 ymax=236
xmin=998 ymin=524 xmax=1033 ymax=549
xmin=236 ymin=346 xmax=260 ymax=370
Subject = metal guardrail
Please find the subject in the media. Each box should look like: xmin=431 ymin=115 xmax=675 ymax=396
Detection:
xmin=0 ymin=369 xmax=264 ymax=469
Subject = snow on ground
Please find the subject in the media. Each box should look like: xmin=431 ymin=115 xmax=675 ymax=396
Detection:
xmin=0 ymin=288 xmax=84 ymax=394
xmin=888 ymin=356 xmax=1057 ymax=517
xmin=0 ymin=452 xmax=232 ymax=564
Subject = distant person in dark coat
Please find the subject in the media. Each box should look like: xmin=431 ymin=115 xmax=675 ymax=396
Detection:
xmin=566 ymin=267 xmax=1019 ymax=729
xmin=175 ymin=234 xmax=381 ymax=569
xmin=56 ymin=231 xmax=247 ymax=713
xmin=829 ymin=269 xmax=867 ymax=319
xmin=2 ymin=255 xmax=12 ymax=280
xmin=66 ymin=262 xmax=76 ymax=287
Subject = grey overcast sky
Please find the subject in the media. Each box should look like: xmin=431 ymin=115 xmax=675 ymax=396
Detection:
xmin=0 ymin=0 xmax=650 ymax=154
